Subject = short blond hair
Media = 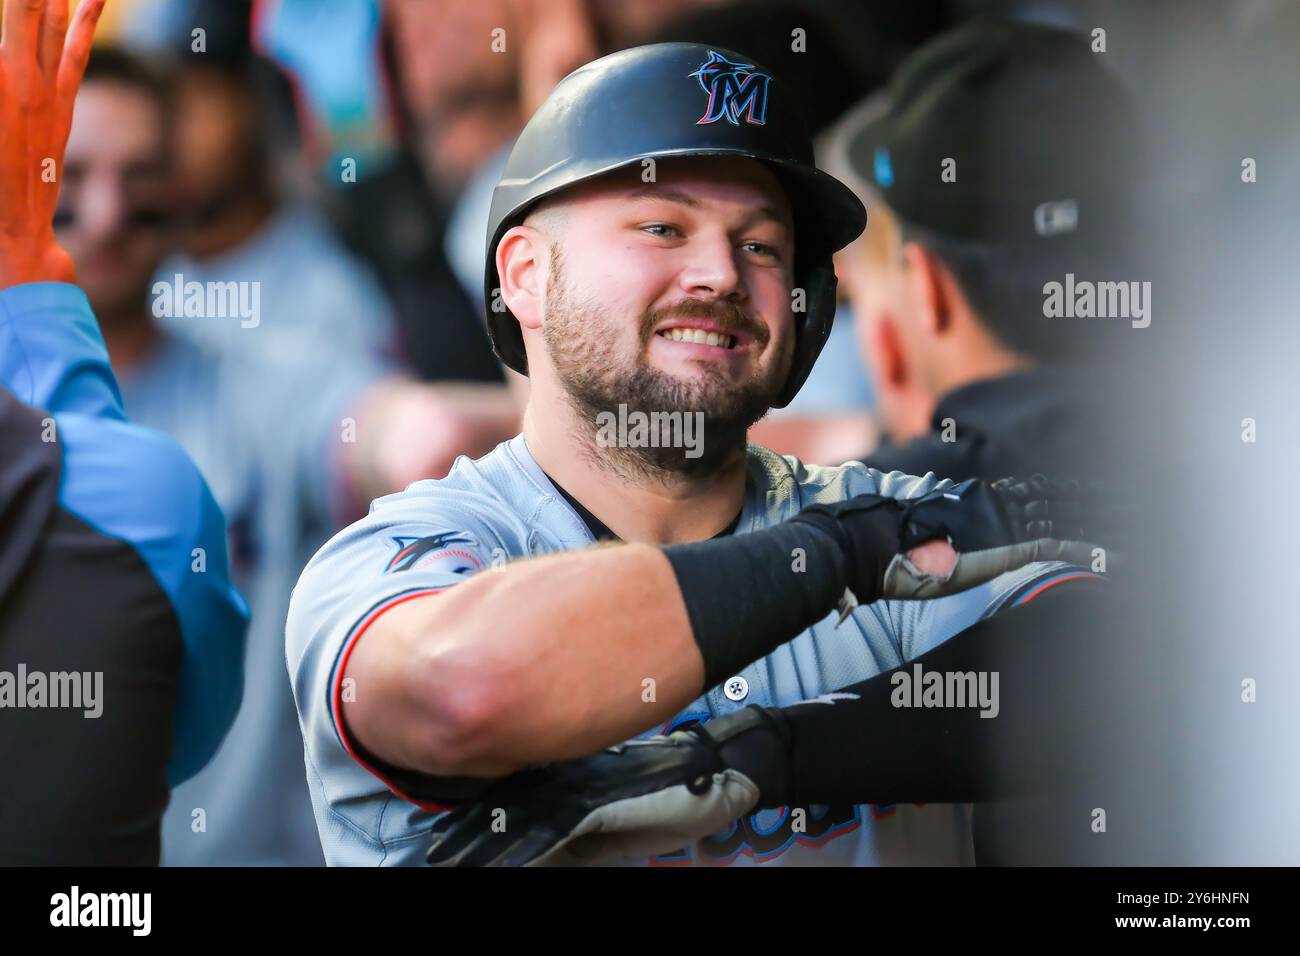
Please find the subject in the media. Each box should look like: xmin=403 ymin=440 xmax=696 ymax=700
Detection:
xmin=856 ymin=187 xmax=901 ymax=268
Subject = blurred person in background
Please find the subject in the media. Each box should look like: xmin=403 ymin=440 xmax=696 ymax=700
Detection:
xmin=1 ymin=0 xmax=246 ymax=864
xmin=250 ymin=0 xmax=523 ymax=385
xmin=58 ymin=45 xmax=517 ymax=865
xmin=379 ymin=0 xmax=535 ymax=386
xmin=822 ymin=21 xmax=1147 ymax=861
xmin=120 ymin=0 xmax=399 ymax=366
xmin=822 ymin=19 xmax=1138 ymax=484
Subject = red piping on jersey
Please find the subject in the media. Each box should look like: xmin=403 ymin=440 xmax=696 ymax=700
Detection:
xmin=1014 ymin=571 xmax=1102 ymax=606
xmin=331 ymin=588 xmax=451 ymax=813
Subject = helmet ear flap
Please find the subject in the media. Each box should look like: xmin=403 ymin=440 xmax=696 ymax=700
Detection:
xmin=773 ymin=263 xmax=838 ymax=408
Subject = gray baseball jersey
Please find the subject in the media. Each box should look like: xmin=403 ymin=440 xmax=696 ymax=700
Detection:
xmin=287 ymin=434 xmax=1065 ymax=866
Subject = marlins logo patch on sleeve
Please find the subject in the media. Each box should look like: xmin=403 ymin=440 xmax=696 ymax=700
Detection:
xmin=383 ymin=532 xmax=483 ymax=576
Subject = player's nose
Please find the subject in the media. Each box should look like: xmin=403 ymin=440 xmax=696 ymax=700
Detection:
xmin=676 ymin=231 xmax=747 ymax=304
xmin=78 ymin=175 xmax=131 ymax=240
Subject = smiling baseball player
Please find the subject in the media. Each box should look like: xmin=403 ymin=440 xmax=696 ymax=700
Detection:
xmin=286 ymin=42 xmax=1098 ymax=867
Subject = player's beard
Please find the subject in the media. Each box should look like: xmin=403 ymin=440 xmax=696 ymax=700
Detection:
xmin=542 ymin=247 xmax=788 ymax=482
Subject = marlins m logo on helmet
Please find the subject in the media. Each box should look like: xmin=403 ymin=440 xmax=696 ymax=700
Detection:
xmin=690 ymin=50 xmax=770 ymax=127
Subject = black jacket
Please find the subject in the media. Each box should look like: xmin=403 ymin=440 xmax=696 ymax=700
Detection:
xmin=861 ymin=366 xmax=1107 ymax=483
xmin=0 ymin=389 xmax=181 ymax=864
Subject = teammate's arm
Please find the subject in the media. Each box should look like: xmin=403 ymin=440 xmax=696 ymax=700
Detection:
xmin=425 ymin=576 xmax=1114 ymax=866
xmin=1 ymin=4 xmax=127 ymax=422
xmin=741 ymin=576 xmax=1112 ymax=808
xmin=0 ymin=0 xmax=248 ymax=789
xmin=343 ymin=477 xmax=1093 ymax=778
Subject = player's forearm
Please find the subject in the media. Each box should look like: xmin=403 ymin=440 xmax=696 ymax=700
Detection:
xmin=436 ymin=543 xmax=708 ymax=772
xmin=343 ymin=543 xmax=707 ymax=776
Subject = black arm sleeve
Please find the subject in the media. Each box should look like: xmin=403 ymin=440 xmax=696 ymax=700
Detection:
xmin=663 ymin=520 xmax=851 ymax=690
xmin=752 ymin=578 xmax=1120 ymax=809
xmin=664 ymin=500 xmax=906 ymax=690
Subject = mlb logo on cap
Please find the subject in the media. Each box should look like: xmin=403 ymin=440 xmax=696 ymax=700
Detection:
xmin=1034 ymin=199 xmax=1079 ymax=237
xmin=873 ymin=146 xmax=895 ymax=188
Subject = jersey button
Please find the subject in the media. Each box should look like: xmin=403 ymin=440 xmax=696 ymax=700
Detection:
xmin=723 ymin=675 xmax=749 ymax=702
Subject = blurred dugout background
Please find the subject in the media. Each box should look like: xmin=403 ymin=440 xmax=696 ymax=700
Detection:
xmin=45 ymin=0 xmax=1300 ymax=864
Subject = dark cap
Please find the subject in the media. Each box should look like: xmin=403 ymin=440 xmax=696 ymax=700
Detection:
xmin=833 ymin=18 xmax=1140 ymax=247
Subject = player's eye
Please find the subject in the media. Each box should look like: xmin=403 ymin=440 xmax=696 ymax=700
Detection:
xmin=640 ymin=223 xmax=681 ymax=239
xmin=742 ymin=240 xmax=781 ymax=260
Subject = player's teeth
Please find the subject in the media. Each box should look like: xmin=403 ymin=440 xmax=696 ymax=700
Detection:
xmin=660 ymin=327 xmax=736 ymax=346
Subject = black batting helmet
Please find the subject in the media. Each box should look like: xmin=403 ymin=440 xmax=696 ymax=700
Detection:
xmin=484 ymin=42 xmax=866 ymax=407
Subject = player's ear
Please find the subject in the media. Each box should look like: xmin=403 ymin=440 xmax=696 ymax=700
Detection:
xmin=496 ymin=226 xmax=546 ymax=331
xmin=901 ymin=240 xmax=951 ymax=337
xmin=871 ymin=313 xmax=910 ymax=390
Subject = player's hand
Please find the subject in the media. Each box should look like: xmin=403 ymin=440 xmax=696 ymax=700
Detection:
xmin=426 ymin=708 xmax=789 ymax=867
xmin=0 ymin=0 xmax=107 ymax=289
xmin=790 ymin=475 xmax=1100 ymax=610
